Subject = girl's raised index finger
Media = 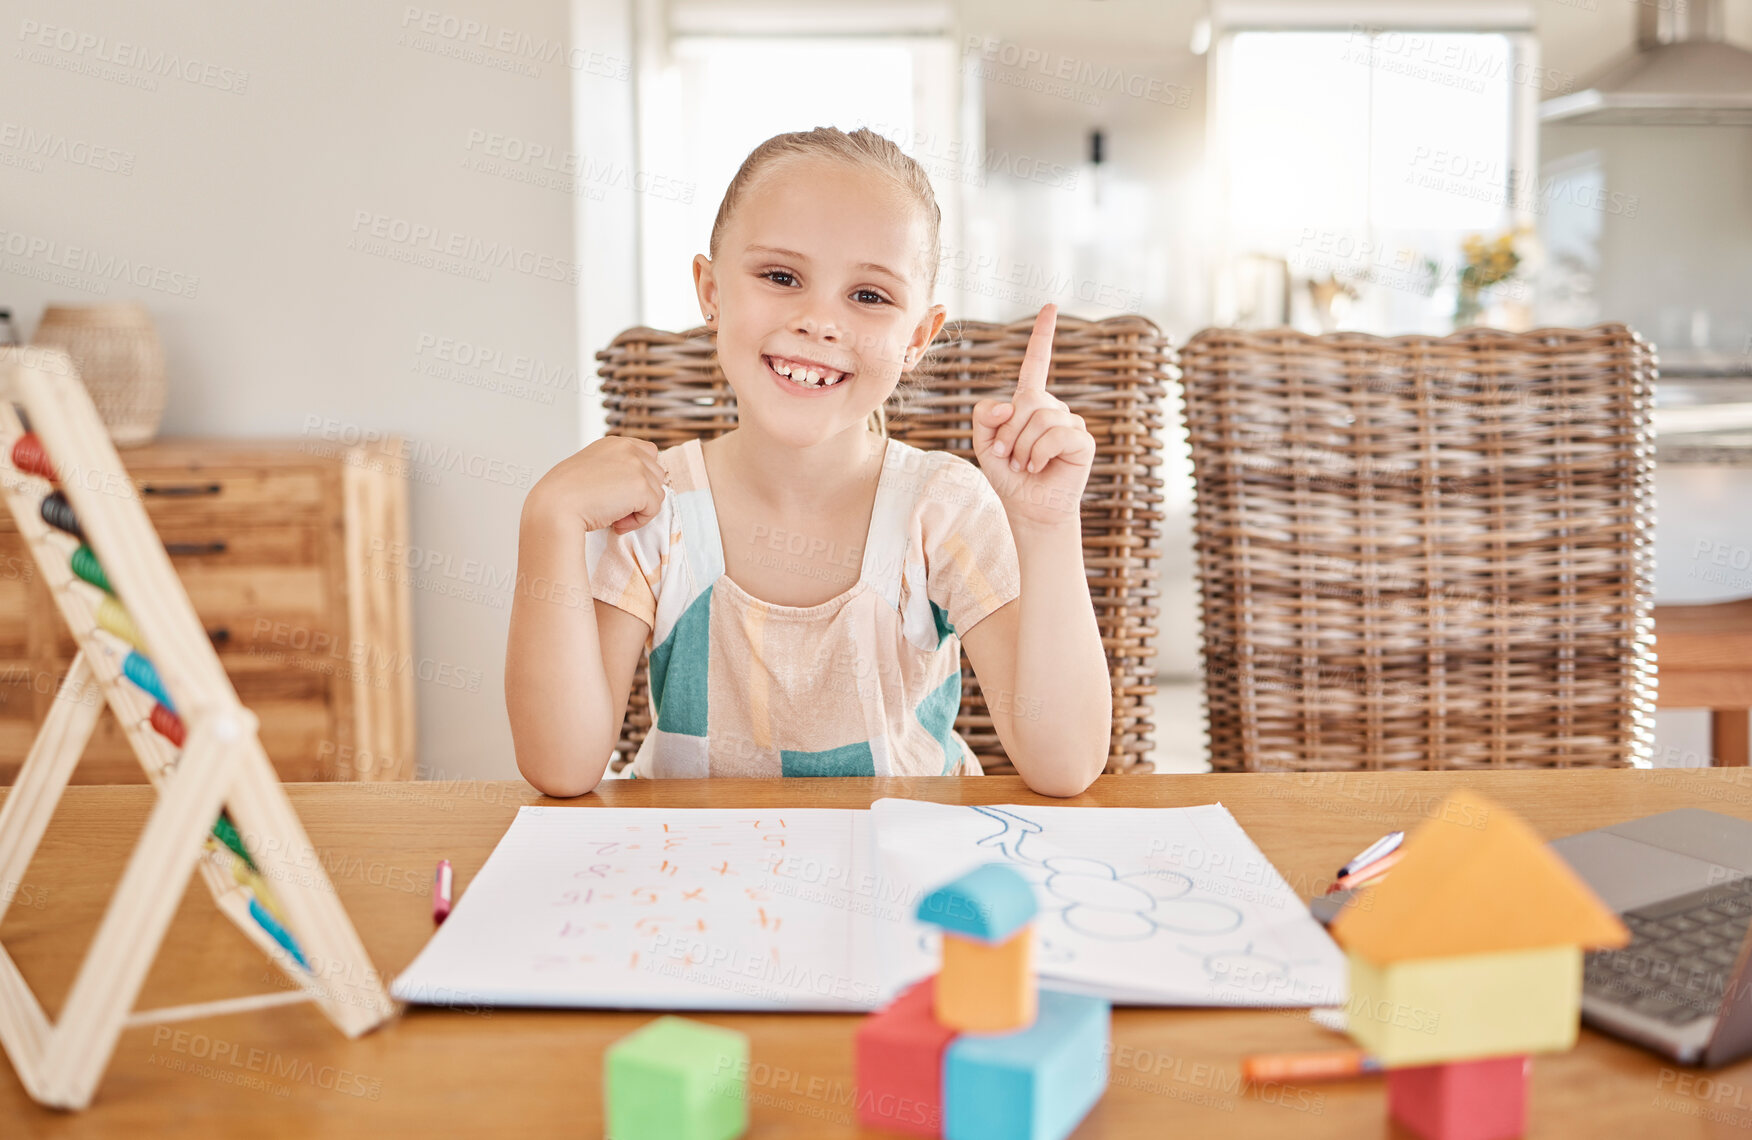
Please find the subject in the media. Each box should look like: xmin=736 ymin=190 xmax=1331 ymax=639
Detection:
xmin=1016 ymin=303 xmax=1058 ymax=393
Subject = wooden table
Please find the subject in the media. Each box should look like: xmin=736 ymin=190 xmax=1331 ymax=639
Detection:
xmin=1656 ymin=599 xmax=1752 ymax=766
xmin=6 ymin=771 xmax=1752 ymax=1138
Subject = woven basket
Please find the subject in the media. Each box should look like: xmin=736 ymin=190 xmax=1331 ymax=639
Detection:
xmin=31 ymin=303 xmax=167 ymax=447
xmin=595 ymin=313 xmax=1176 ymax=776
xmin=1181 ymin=323 xmax=1657 ymax=772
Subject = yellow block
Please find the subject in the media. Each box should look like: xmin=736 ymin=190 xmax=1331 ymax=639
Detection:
xmin=936 ymin=928 xmax=1035 ymax=1033
xmin=1347 ymin=946 xmax=1582 ymax=1066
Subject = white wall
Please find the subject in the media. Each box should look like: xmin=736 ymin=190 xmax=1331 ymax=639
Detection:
xmin=1 ymin=1 xmax=585 ymax=780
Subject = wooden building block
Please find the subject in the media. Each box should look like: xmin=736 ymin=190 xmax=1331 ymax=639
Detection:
xmin=938 ymin=926 xmax=1036 ymax=1033
xmin=943 ymin=988 xmax=1109 ymax=1140
xmin=1331 ymin=790 xmax=1627 ymax=961
xmin=854 ymin=977 xmax=956 ymax=1135
xmin=604 ymin=1016 xmax=748 ymax=1140
xmin=1347 ymin=946 xmax=1581 ymax=1067
xmin=917 ymin=863 xmax=1038 ymax=942
xmin=1388 ymin=1054 xmax=1530 ymax=1140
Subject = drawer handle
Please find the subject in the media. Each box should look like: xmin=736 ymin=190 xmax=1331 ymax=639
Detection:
xmin=207 ymin=627 xmax=231 ymax=646
xmin=141 ymin=482 xmax=223 ymax=497
xmin=165 ymin=541 xmax=229 ymax=556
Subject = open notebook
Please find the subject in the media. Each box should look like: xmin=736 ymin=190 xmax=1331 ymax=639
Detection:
xmin=390 ymin=799 xmax=1346 ymax=1011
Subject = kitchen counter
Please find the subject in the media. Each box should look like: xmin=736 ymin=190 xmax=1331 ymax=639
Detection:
xmin=1654 ymin=377 xmax=1752 ymax=465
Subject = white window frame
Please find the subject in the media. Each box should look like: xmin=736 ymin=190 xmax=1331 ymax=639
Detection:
xmin=1205 ymin=0 xmax=1540 ymax=329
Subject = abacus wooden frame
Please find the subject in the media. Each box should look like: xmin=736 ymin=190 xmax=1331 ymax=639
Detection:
xmin=0 ymin=347 xmax=397 ymax=1110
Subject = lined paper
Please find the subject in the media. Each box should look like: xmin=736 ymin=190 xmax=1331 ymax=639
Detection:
xmin=392 ymin=807 xmax=879 ymax=1010
xmin=391 ymin=801 xmax=1346 ymax=1011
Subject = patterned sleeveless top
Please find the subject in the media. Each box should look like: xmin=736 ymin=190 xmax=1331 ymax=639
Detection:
xmin=584 ymin=436 xmax=1021 ymax=778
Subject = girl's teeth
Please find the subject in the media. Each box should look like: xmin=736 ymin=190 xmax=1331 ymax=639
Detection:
xmin=769 ymin=356 xmax=845 ymax=388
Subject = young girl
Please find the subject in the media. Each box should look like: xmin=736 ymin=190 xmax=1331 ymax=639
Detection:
xmin=505 ymin=127 xmax=1112 ymax=798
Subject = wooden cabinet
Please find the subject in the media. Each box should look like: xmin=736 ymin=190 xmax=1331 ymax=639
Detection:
xmin=0 ymin=438 xmax=414 ymax=785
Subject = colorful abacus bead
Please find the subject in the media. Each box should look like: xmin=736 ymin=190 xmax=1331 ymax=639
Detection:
xmin=247 ymin=895 xmax=310 ymax=969
xmin=96 ymin=596 xmax=147 ymax=651
xmin=40 ymin=489 xmax=83 ymax=540
xmin=71 ymin=545 xmax=112 ymax=593
xmin=10 ymin=433 xmax=58 ymax=482
xmin=149 ymin=703 xmax=185 ymax=747
xmin=212 ymin=812 xmax=254 ymax=869
xmin=122 ymin=650 xmax=174 ymax=712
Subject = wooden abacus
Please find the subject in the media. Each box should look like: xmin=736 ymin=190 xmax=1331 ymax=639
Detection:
xmin=0 ymin=347 xmax=396 ymax=1110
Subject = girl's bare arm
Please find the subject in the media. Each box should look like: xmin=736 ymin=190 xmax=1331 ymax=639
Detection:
xmin=506 ymin=508 xmax=623 ymax=796
xmin=961 ymin=517 xmax=1112 ymax=797
xmin=506 ymin=437 xmax=666 ymax=797
xmin=962 ymin=303 xmax=1113 ymax=796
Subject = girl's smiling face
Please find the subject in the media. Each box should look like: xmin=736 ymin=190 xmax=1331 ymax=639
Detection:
xmin=694 ymin=154 xmax=945 ymax=446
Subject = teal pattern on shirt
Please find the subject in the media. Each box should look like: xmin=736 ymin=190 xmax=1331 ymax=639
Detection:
xmin=931 ymin=600 xmax=955 ymax=648
xmin=915 ymin=670 xmax=963 ymax=776
xmin=648 ymin=585 xmax=712 ymax=737
xmin=780 ymin=741 xmax=877 ymax=777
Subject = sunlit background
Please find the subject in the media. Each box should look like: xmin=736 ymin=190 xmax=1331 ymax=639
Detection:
xmin=4 ymin=0 xmax=1751 ymax=780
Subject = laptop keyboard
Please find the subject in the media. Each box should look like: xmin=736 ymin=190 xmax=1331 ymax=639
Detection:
xmin=1583 ymin=876 xmax=1752 ymax=1027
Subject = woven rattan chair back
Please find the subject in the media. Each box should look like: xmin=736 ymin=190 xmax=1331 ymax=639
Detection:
xmin=594 ymin=314 xmax=1174 ymax=775
xmin=1180 ymin=323 xmax=1656 ymax=772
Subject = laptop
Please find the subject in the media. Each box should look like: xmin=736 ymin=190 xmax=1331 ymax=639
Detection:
xmin=1548 ymin=809 xmax=1752 ymax=1067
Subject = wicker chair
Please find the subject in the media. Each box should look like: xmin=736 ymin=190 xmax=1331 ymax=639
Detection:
xmin=1180 ymin=323 xmax=1657 ymax=772
xmin=594 ymin=314 xmax=1175 ymax=776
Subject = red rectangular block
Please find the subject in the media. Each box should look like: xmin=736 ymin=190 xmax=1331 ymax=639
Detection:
xmin=856 ymin=977 xmax=956 ymax=1135
xmin=1388 ymin=1054 xmax=1530 ymax=1140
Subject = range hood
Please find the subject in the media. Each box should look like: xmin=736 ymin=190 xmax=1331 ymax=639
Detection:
xmin=1541 ymin=0 xmax=1752 ymax=125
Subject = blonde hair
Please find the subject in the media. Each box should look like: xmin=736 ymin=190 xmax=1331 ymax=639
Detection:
xmin=709 ymin=127 xmax=942 ymax=439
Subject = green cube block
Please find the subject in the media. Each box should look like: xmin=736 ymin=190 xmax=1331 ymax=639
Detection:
xmin=604 ymin=1016 xmax=749 ymax=1140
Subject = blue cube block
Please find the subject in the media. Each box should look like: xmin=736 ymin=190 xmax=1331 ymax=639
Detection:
xmin=917 ymin=863 xmax=1038 ymax=942
xmin=943 ymin=988 xmax=1109 ymax=1140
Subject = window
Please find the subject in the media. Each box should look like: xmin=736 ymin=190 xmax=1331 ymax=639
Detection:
xmin=1212 ymin=26 xmax=1536 ymax=334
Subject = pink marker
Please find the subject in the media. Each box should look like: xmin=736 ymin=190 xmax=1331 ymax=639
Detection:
xmin=433 ymin=859 xmax=453 ymax=924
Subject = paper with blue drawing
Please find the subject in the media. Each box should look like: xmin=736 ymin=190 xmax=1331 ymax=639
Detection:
xmin=871 ymin=800 xmax=1347 ymax=1007
xmin=389 ymin=800 xmax=1346 ymax=1011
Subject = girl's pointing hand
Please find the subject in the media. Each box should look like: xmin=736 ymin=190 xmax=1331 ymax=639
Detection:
xmin=971 ymin=303 xmax=1094 ymax=532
